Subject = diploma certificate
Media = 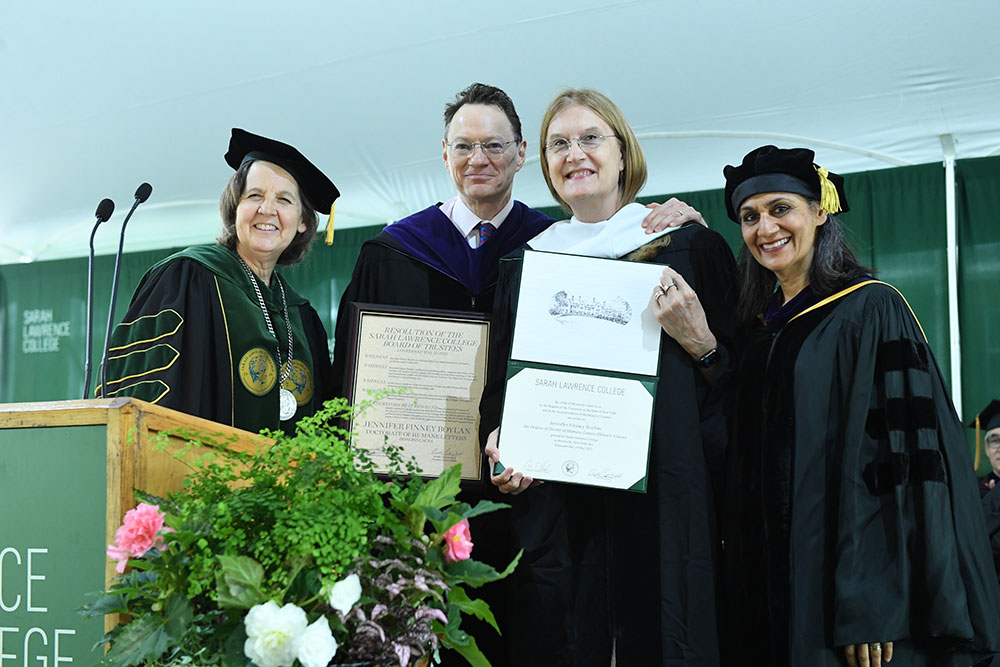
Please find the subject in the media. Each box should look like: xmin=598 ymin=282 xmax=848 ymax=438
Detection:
xmin=345 ymin=305 xmax=488 ymax=481
xmin=498 ymin=364 xmax=654 ymax=491
xmin=510 ymin=250 xmax=664 ymax=375
xmin=499 ymin=250 xmax=665 ymax=492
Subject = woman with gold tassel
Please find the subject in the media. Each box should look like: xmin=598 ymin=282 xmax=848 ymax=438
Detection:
xmin=721 ymin=146 xmax=1000 ymax=666
xmin=104 ymin=129 xmax=337 ymax=434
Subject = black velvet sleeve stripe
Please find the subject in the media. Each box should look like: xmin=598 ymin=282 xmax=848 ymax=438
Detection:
xmin=866 ymin=410 xmax=889 ymax=440
xmin=866 ymin=449 xmax=946 ymax=495
xmin=875 ymin=339 xmax=929 ymax=375
xmin=865 ymin=397 xmax=938 ymax=439
xmin=884 ymin=396 xmax=938 ymax=431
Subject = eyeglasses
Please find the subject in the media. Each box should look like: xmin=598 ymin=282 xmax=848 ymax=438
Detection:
xmin=544 ymin=134 xmax=615 ymax=156
xmin=446 ymin=139 xmax=517 ymax=158
xmin=986 ymin=436 xmax=1000 ymax=451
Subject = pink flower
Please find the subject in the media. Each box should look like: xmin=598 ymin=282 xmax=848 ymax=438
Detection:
xmin=106 ymin=503 xmax=172 ymax=573
xmin=443 ymin=519 xmax=473 ymax=563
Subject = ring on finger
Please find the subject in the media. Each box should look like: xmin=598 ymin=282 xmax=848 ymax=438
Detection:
xmin=870 ymin=644 xmax=881 ymax=653
xmin=673 ymin=210 xmax=684 ymax=217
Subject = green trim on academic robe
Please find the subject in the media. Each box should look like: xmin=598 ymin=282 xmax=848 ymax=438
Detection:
xmin=104 ymin=244 xmax=330 ymax=435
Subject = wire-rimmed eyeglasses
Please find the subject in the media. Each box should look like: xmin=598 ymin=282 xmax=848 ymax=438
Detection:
xmin=446 ymin=139 xmax=517 ymax=158
xmin=544 ymin=134 xmax=615 ymax=156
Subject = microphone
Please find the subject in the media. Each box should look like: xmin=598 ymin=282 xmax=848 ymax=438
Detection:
xmin=96 ymin=198 xmax=116 ymax=222
xmin=98 ymin=183 xmax=152 ymax=398
xmin=134 ymin=182 xmax=152 ymax=204
xmin=83 ymin=198 xmax=115 ymax=399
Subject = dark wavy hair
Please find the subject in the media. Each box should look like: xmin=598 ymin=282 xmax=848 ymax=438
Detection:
xmin=736 ymin=202 xmax=874 ymax=324
xmin=443 ymin=83 xmax=522 ymax=142
xmin=217 ymin=160 xmax=318 ymax=267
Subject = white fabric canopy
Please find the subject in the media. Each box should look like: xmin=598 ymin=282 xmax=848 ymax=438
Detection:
xmin=2 ymin=0 xmax=997 ymax=263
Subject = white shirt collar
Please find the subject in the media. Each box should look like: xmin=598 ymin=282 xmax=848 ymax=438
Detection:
xmin=440 ymin=195 xmax=516 ymax=246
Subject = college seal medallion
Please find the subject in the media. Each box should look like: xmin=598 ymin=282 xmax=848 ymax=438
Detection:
xmin=283 ymin=358 xmax=314 ymax=406
xmin=239 ymin=347 xmax=277 ymax=396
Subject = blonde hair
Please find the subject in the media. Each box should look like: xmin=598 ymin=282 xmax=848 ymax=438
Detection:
xmin=539 ymin=88 xmax=647 ymax=215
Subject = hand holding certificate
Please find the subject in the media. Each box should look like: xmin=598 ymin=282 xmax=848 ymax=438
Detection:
xmin=496 ymin=250 xmax=665 ymax=492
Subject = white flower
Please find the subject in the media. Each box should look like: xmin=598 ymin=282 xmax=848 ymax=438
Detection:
xmin=328 ymin=573 xmax=362 ymax=615
xmin=243 ymin=601 xmax=307 ymax=667
xmin=295 ymin=617 xmax=338 ymax=667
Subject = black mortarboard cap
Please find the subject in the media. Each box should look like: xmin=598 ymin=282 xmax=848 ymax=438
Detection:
xmin=225 ymin=128 xmax=340 ymax=243
xmin=723 ymin=145 xmax=849 ymax=223
xmin=968 ymin=399 xmax=1000 ymax=472
xmin=969 ymin=400 xmax=1000 ymax=432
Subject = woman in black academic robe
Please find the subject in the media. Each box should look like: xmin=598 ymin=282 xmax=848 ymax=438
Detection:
xmin=720 ymin=145 xmax=1000 ymax=667
xmin=480 ymin=88 xmax=737 ymax=666
xmin=104 ymin=129 xmax=337 ymax=435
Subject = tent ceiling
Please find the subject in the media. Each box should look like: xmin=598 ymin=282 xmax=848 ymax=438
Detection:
xmin=2 ymin=0 xmax=998 ymax=264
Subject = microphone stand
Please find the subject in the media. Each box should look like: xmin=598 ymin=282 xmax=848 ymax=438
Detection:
xmin=98 ymin=184 xmax=151 ymax=397
xmin=83 ymin=198 xmax=114 ymax=398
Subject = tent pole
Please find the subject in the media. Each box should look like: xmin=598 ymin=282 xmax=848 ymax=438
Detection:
xmin=940 ymin=133 xmax=962 ymax=418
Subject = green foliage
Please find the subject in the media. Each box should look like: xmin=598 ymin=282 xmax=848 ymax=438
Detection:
xmin=176 ymin=408 xmax=391 ymax=597
xmin=445 ymin=636 xmax=490 ymax=667
xmin=446 ymin=586 xmax=497 ymax=633
xmin=83 ymin=395 xmax=521 ymax=667
xmin=215 ymin=555 xmax=265 ymax=609
xmin=163 ymin=595 xmax=195 ymax=642
xmin=99 ymin=614 xmax=171 ymax=666
xmin=446 ymin=552 xmax=522 ymax=589
xmin=434 ymin=606 xmax=489 ymax=667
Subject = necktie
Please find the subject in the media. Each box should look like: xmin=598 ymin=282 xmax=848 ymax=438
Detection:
xmin=477 ymin=222 xmax=496 ymax=248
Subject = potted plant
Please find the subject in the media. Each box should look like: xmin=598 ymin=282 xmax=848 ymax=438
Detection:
xmin=82 ymin=397 xmax=519 ymax=666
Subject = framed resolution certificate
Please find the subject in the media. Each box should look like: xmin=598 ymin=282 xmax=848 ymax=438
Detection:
xmin=498 ymin=250 xmax=665 ymax=492
xmin=344 ymin=304 xmax=489 ymax=482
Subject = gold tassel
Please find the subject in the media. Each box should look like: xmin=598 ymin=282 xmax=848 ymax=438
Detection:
xmin=975 ymin=415 xmax=983 ymax=471
xmin=815 ymin=166 xmax=843 ymax=215
xmin=324 ymin=202 xmax=336 ymax=245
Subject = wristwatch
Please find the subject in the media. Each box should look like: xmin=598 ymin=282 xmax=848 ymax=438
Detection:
xmin=697 ymin=348 xmax=719 ymax=369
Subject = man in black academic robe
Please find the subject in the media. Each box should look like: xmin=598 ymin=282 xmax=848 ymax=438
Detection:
xmin=970 ymin=400 xmax=1000 ymax=494
xmin=330 ymin=84 xmax=550 ymax=667
xmin=331 ymin=84 xmax=550 ymax=398
xmin=970 ymin=401 xmax=1000 ymax=585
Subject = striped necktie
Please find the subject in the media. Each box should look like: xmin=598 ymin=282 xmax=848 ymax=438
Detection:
xmin=477 ymin=222 xmax=496 ymax=248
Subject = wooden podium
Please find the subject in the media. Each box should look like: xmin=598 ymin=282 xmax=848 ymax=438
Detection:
xmin=0 ymin=398 xmax=269 ymax=665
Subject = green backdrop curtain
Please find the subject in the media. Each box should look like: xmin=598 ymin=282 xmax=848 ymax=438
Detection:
xmin=2 ymin=157 xmax=997 ymax=471
xmin=957 ymin=157 xmax=1000 ymax=454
